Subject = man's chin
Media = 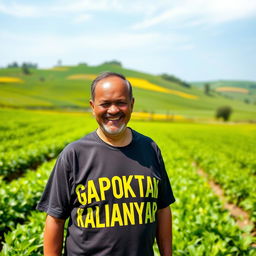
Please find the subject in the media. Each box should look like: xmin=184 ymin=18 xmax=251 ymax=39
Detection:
xmin=101 ymin=124 xmax=126 ymax=136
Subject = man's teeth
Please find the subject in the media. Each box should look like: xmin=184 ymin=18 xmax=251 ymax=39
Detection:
xmin=108 ymin=117 xmax=120 ymax=121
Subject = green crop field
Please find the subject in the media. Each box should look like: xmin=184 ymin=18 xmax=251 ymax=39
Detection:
xmin=0 ymin=63 xmax=256 ymax=255
xmin=0 ymin=108 xmax=255 ymax=255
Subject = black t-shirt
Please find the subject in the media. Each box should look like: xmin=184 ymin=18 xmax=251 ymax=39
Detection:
xmin=37 ymin=129 xmax=175 ymax=256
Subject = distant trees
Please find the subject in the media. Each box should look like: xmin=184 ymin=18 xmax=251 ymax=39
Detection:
xmin=216 ymin=106 xmax=233 ymax=121
xmin=249 ymin=84 xmax=256 ymax=89
xmin=21 ymin=63 xmax=31 ymax=75
xmin=7 ymin=62 xmax=37 ymax=70
xmin=23 ymin=62 xmax=37 ymax=69
xmin=160 ymin=73 xmax=191 ymax=88
xmin=78 ymin=62 xmax=88 ymax=66
xmin=102 ymin=60 xmax=122 ymax=67
xmin=7 ymin=62 xmax=19 ymax=68
xmin=21 ymin=62 xmax=37 ymax=75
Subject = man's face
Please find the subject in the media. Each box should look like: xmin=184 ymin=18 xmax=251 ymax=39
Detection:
xmin=90 ymin=76 xmax=134 ymax=137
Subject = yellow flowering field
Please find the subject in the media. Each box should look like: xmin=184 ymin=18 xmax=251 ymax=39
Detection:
xmin=215 ymin=87 xmax=249 ymax=93
xmin=47 ymin=66 xmax=70 ymax=71
xmin=65 ymin=75 xmax=198 ymax=100
xmin=127 ymin=77 xmax=198 ymax=100
xmin=0 ymin=77 xmax=24 ymax=83
xmin=132 ymin=111 xmax=184 ymax=121
xmin=67 ymin=74 xmax=97 ymax=80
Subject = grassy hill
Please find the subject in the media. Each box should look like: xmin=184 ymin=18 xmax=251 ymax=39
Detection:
xmin=0 ymin=64 xmax=256 ymax=121
xmin=191 ymin=80 xmax=256 ymax=105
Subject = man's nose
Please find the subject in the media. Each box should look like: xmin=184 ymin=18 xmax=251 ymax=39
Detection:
xmin=108 ymin=104 xmax=119 ymax=114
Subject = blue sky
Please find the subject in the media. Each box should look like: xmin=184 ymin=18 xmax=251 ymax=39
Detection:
xmin=1 ymin=0 xmax=256 ymax=81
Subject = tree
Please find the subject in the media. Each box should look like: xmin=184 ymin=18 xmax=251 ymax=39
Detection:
xmin=21 ymin=63 xmax=31 ymax=75
xmin=7 ymin=62 xmax=19 ymax=68
xmin=160 ymin=73 xmax=191 ymax=88
xmin=216 ymin=106 xmax=233 ymax=121
xmin=244 ymin=98 xmax=250 ymax=104
xmin=102 ymin=60 xmax=122 ymax=67
xmin=204 ymin=83 xmax=210 ymax=95
xmin=20 ymin=62 xmax=37 ymax=75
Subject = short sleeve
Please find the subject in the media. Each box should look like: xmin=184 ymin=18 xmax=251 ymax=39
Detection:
xmin=36 ymin=151 xmax=73 ymax=219
xmin=156 ymin=146 xmax=175 ymax=209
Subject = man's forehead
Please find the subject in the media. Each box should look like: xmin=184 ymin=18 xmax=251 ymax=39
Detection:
xmin=98 ymin=80 xmax=112 ymax=90
xmin=96 ymin=76 xmax=129 ymax=92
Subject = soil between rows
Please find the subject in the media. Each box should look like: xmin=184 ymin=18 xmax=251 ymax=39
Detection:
xmin=195 ymin=166 xmax=256 ymax=247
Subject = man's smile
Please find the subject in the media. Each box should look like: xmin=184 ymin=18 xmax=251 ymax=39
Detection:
xmin=105 ymin=114 xmax=124 ymax=122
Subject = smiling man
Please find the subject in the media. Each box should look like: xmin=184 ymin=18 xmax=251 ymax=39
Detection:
xmin=37 ymin=72 xmax=175 ymax=256
xmin=89 ymin=73 xmax=134 ymax=146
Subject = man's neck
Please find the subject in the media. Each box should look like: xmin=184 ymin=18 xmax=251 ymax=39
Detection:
xmin=96 ymin=127 xmax=132 ymax=147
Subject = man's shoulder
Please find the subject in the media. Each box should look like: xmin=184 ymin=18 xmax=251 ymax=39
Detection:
xmin=61 ymin=131 xmax=97 ymax=155
xmin=132 ymin=129 xmax=158 ymax=148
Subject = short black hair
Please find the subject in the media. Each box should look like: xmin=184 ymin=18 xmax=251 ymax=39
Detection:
xmin=91 ymin=71 xmax=133 ymax=100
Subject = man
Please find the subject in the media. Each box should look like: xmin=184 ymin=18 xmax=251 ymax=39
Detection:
xmin=37 ymin=72 xmax=175 ymax=256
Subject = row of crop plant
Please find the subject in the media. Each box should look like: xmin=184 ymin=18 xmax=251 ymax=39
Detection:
xmin=0 ymin=121 xmax=255 ymax=255
xmin=153 ymin=123 xmax=256 ymax=224
xmin=0 ymin=108 xmax=96 ymax=178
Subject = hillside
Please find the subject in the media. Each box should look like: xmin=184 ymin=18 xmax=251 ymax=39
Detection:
xmin=191 ymin=80 xmax=256 ymax=105
xmin=0 ymin=64 xmax=256 ymax=121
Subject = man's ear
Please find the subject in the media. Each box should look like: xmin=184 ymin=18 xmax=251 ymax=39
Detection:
xmin=131 ymin=97 xmax=135 ymax=111
xmin=89 ymin=99 xmax=95 ymax=116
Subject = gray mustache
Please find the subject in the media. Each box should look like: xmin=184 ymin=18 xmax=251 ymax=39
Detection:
xmin=105 ymin=113 xmax=123 ymax=118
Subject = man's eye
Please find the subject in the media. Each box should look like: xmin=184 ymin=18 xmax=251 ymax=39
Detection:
xmin=117 ymin=102 xmax=127 ymax=106
xmin=100 ymin=103 xmax=110 ymax=107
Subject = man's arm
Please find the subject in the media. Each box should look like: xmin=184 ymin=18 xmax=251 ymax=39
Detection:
xmin=44 ymin=215 xmax=66 ymax=256
xmin=156 ymin=206 xmax=173 ymax=256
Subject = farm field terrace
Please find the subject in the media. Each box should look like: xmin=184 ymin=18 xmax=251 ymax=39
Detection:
xmin=191 ymin=80 xmax=256 ymax=104
xmin=1 ymin=64 xmax=256 ymax=121
xmin=0 ymin=108 xmax=255 ymax=255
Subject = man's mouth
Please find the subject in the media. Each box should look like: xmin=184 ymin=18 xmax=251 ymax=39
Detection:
xmin=107 ymin=117 xmax=121 ymax=121
xmin=105 ymin=114 xmax=123 ymax=122
xmin=101 ymin=114 xmax=126 ymax=134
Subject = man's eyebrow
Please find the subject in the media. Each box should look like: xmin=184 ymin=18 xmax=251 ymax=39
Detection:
xmin=99 ymin=98 xmax=126 ymax=102
xmin=98 ymin=99 xmax=111 ymax=103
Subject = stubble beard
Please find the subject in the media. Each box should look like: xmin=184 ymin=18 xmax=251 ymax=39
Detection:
xmin=101 ymin=122 xmax=126 ymax=136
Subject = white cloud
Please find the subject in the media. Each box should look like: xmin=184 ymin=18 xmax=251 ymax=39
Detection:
xmin=0 ymin=0 xmax=156 ymax=18
xmin=1 ymin=0 xmax=256 ymax=23
xmin=0 ymin=2 xmax=41 ymax=17
xmin=0 ymin=0 xmax=102 ymax=18
xmin=132 ymin=0 xmax=256 ymax=29
xmin=132 ymin=7 xmax=188 ymax=30
xmin=0 ymin=30 xmax=188 ymax=65
xmin=0 ymin=31 xmax=154 ymax=56
xmin=0 ymin=0 xmax=177 ymax=18
xmin=203 ymin=0 xmax=256 ymax=23
xmin=51 ymin=0 xmax=166 ymax=15
xmin=51 ymin=0 xmax=109 ymax=13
